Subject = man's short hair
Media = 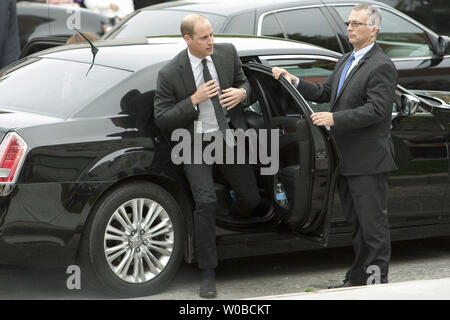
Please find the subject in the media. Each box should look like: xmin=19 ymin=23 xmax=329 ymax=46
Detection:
xmin=180 ymin=14 xmax=208 ymax=38
xmin=353 ymin=3 xmax=382 ymax=29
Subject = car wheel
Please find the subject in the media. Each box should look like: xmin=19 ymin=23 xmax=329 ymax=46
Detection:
xmin=79 ymin=181 xmax=185 ymax=297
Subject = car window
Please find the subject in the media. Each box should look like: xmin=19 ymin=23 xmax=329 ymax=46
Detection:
xmin=273 ymin=8 xmax=342 ymax=53
xmin=105 ymin=10 xmax=226 ymax=39
xmin=75 ymin=64 xmax=160 ymax=117
xmin=260 ymin=13 xmax=285 ymax=39
xmin=334 ymin=6 xmax=433 ymax=58
xmin=223 ymin=11 xmax=255 ymax=35
xmin=265 ymin=58 xmax=336 ymax=112
xmin=0 ymin=58 xmax=131 ymax=117
xmin=250 ymin=71 xmax=305 ymax=117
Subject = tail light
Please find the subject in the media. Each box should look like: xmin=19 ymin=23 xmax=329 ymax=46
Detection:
xmin=0 ymin=132 xmax=27 ymax=184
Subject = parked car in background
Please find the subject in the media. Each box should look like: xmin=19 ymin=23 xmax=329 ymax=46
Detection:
xmin=0 ymin=35 xmax=449 ymax=296
xmin=103 ymin=0 xmax=450 ymax=91
xmin=17 ymin=1 xmax=112 ymax=50
xmin=379 ymin=0 xmax=450 ymax=36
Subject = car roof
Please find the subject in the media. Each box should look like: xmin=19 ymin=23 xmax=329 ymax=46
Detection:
xmin=142 ymin=0 xmax=387 ymax=16
xmin=33 ymin=35 xmax=340 ymax=72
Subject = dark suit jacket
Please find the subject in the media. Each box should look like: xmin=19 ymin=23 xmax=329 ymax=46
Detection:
xmin=0 ymin=0 xmax=21 ymax=69
xmin=298 ymin=43 xmax=398 ymax=176
xmin=154 ymin=43 xmax=251 ymax=137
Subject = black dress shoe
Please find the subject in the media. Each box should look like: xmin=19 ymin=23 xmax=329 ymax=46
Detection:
xmin=199 ymin=269 xmax=217 ymax=298
xmin=328 ymin=279 xmax=363 ymax=289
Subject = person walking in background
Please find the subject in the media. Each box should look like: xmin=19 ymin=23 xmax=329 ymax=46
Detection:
xmin=84 ymin=0 xmax=134 ymax=21
xmin=0 ymin=0 xmax=21 ymax=69
xmin=273 ymin=4 xmax=398 ymax=288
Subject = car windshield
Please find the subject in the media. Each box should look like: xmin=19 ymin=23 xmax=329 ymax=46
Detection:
xmin=105 ymin=10 xmax=226 ymax=39
xmin=0 ymin=58 xmax=131 ymax=118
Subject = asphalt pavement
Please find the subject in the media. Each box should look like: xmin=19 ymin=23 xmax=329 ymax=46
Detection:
xmin=1 ymin=236 xmax=450 ymax=299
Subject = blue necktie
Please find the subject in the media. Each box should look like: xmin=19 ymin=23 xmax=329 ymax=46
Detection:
xmin=336 ymin=53 xmax=355 ymax=97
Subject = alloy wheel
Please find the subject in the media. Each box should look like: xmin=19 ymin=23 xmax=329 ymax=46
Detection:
xmin=103 ymin=198 xmax=174 ymax=284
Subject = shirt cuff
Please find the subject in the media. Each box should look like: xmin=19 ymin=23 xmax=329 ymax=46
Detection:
xmin=294 ymin=77 xmax=300 ymax=88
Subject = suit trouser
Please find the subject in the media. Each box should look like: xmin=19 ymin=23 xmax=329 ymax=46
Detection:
xmin=338 ymin=173 xmax=391 ymax=284
xmin=184 ymin=160 xmax=261 ymax=269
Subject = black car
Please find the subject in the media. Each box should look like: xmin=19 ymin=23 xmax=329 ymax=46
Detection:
xmin=103 ymin=0 xmax=450 ymax=91
xmin=378 ymin=0 xmax=450 ymax=36
xmin=17 ymin=1 xmax=112 ymax=50
xmin=0 ymin=35 xmax=448 ymax=297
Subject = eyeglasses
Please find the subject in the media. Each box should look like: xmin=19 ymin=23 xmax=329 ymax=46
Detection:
xmin=344 ymin=21 xmax=373 ymax=28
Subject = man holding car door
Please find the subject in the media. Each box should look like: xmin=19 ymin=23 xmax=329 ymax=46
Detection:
xmin=273 ymin=3 xmax=398 ymax=287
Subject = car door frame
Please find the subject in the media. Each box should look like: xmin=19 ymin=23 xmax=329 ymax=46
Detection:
xmin=256 ymin=4 xmax=347 ymax=54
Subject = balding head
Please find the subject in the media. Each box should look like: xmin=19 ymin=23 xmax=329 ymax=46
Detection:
xmin=180 ymin=14 xmax=210 ymax=38
xmin=181 ymin=14 xmax=214 ymax=59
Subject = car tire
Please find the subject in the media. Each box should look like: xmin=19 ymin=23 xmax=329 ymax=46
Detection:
xmin=78 ymin=181 xmax=185 ymax=297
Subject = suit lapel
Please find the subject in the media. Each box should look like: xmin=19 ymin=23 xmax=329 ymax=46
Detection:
xmin=330 ymin=53 xmax=351 ymax=104
xmin=331 ymin=44 xmax=379 ymax=110
xmin=335 ymin=58 xmax=366 ymax=99
xmin=178 ymin=49 xmax=197 ymax=96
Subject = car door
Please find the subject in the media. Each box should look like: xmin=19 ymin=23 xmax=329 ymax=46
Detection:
xmin=243 ymin=62 xmax=341 ymax=243
xmin=389 ymin=94 xmax=447 ymax=227
xmin=406 ymin=93 xmax=450 ymax=225
xmin=257 ymin=55 xmax=445 ymax=232
xmin=329 ymin=4 xmax=450 ymax=91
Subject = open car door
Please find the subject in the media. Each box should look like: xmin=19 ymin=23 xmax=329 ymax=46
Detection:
xmin=243 ymin=62 xmax=342 ymax=245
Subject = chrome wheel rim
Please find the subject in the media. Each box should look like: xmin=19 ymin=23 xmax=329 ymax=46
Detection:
xmin=104 ymin=198 xmax=174 ymax=284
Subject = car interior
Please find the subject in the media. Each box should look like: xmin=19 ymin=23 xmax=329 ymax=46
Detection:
xmin=213 ymin=69 xmax=316 ymax=229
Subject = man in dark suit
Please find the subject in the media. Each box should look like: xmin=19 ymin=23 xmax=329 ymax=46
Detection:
xmin=0 ymin=0 xmax=21 ymax=69
xmin=154 ymin=14 xmax=270 ymax=298
xmin=273 ymin=4 xmax=398 ymax=287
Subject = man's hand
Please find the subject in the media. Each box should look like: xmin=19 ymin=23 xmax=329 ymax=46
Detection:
xmin=272 ymin=67 xmax=298 ymax=85
xmin=219 ymin=87 xmax=246 ymax=110
xmin=310 ymin=112 xmax=334 ymax=126
xmin=191 ymin=80 xmax=220 ymax=106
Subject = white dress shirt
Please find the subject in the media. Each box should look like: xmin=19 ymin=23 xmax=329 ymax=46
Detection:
xmin=345 ymin=42 xmax=375 ymax=77
xmin=188 ymin=50 xmax=221 ymax=133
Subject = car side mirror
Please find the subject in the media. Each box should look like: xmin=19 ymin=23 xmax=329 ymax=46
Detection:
xmin=400 ymin=94 xmax=420 ymax=116
xmin=437 ymin=35 xmax=450 ymax=56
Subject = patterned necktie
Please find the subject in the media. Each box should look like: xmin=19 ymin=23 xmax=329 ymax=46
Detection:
xmin=202 ymin=59 xmax=229 ymax=138
xmin=336 ymin=53 xmax=355 ymax=97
